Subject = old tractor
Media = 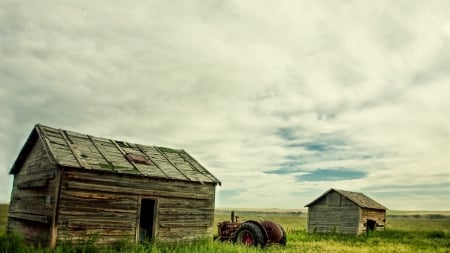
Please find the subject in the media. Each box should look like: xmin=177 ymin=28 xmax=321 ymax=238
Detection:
xmin=216 ymin=211 xmax=286 ymax=247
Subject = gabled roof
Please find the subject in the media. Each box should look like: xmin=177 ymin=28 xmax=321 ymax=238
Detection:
xmin=305 ymin=188 xmax=386 ymax=210
xmin=10 ymin=124 xmax=221 ymax=185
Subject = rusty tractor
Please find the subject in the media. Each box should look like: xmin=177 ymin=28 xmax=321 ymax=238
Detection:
xmin=216 ymin=211 xmax=286 ymax=247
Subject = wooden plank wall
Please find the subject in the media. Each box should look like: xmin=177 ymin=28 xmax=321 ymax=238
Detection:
xmin=358 ymin=208 xmax=386 ymax=234
xmin=157 ymin=197 xmax=215 ymax=242
xmin=307 ymin=194 xmax=360 ymax=235
xmin=56 ymin=169 xmax=216 ymax=245
xmin=7 ymin=140 xmax=57 ymax=245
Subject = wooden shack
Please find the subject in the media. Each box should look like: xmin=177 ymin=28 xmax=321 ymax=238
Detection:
xmin=305 ymin=188 xmax=386 ymax=235
xmin=7 ymin=124 xmax=221 ymax=248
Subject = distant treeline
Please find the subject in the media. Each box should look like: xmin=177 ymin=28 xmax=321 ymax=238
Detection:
xmin=215 ymin=209 xmax=304 ymax=217
xmin=388 ymin=214 xmax=450 ymax=220
xmin=215 ymin=211 xmax=449 ymax=219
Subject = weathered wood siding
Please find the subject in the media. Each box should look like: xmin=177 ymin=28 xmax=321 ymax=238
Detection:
xmin=358 ymin=208 xmax=386 ymax=234
xmin=7 ymin=140 xmax=57 ymax=245
xmin=158 ymin=197 xmax=215 ymax=242
xmin=307 ymin=192 xmax=360 ymax=235
xmin=56 ymin=169 xmax=216 ymax=245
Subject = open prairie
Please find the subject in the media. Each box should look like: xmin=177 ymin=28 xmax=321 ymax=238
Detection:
xmin=1 ymin=204 xmax=449 ymax=252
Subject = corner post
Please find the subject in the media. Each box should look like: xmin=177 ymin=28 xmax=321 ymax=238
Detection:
xmin=49 ymin=167 xmax=64 ymax=249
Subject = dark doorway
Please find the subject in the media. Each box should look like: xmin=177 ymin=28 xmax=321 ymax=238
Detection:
xmin=139 ymin=199 xmax=156 ymax=241
xmin=367 ymin=219 xmax=376 ymax=231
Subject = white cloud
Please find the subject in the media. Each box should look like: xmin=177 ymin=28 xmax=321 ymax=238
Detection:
xmin=1 ymin=0 xmax=449 ymax=209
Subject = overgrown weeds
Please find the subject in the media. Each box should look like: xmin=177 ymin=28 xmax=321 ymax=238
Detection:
xmin=1 ymin=229 xmax=449 ymax=253
xmin=1 ymin=210 xmax=449 ymax=253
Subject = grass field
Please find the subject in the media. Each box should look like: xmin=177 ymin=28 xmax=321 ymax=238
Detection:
xmin=1 ymin=204 xmax=449 ymax=252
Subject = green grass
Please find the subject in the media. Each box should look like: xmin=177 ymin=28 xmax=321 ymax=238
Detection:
xmin=0 ymin=204 xmax=7 ymax=235
xmin=1 ymin=204 xmax=449 ymax=252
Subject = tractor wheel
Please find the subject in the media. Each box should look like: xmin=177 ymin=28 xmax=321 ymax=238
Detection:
xmin=279 ymin=225 xmax=287 ymax=245
xmin=233 ymin=222 xmax=265 ymax=247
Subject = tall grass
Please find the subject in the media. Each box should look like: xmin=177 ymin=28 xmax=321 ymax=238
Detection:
xmin=1 ymin=205 xmax=449 ymax=253
xmin=1 ymin=230 xmax=448 ymax=253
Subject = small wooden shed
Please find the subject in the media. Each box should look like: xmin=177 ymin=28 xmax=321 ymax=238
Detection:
xmin=305 ymin=188 xmax=386 ymax=235
xmin=7 ymin=124 xmax=221 ymax=248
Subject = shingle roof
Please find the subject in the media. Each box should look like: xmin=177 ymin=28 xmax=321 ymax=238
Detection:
xmin=10 ymin=124 xmax=221 ymax=185
xmin=305 ymin=188 xmax=386 ymax=210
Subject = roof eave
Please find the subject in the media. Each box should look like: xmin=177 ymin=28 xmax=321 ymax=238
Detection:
xmin=60 ymin=165 xmax=220 ymax=185
xmin=361 ymin=205 xmax=388 ymax=211
xmin=9 ymin=125 xmax=40 ymax=174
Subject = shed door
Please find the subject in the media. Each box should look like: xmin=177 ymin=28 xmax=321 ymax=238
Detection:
xmin=367 ymin=219 xmax=376 ymax=231
xmin=139 ymin=199 xmax=156 ymax=241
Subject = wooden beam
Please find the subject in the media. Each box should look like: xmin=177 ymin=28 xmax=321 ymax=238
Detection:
xmin=159 ymin=221 xmax=210 ymax=228
xmin=59 ymin=129 xmax=89 ymax=169
xmin=135 ymin=144 xmax=170 ymax=179
xmin=154 ymin=146 xmax=191 ymax=181
xmin=87 ymin=135 xmax=116 ymax=172
xmin=49 ymin=168 xmax=63 ymax=249
xmin=67 ymin=219 xmax=134 ymax=229
xmin=135 ymin=196 xmax=141 ymax=243
xmin=17 ymin=179 xmax=48 ymax=189
xmin=8 ymin=212 xmax=50 ymax=224
xmin=36 ymin=125 xmax=59 ymax=166
xmin=66 ymin=181 xmax=211 ymax=200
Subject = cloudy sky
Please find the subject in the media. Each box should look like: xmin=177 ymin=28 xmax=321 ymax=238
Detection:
xmin=1 ymin=1 xmax=449 ymax=210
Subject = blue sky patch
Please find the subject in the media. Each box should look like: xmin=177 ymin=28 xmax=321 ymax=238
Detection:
xmin=276 ymin=127 xmax=297 ymax=141
xmin=302 ymin=142 xmax=331 ymax=152
xmin=264 ymin=167 xmax=298 ymax=175
xmin=282 ymin=133 xmax=349 ymax=154
xmin=296 ymin=168 xmax=367 ymax=181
